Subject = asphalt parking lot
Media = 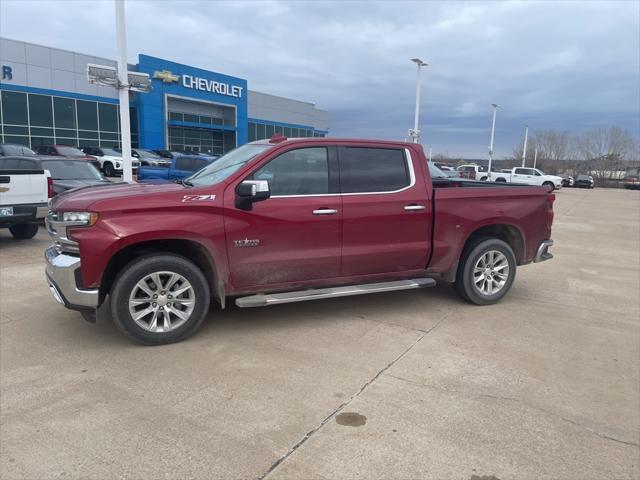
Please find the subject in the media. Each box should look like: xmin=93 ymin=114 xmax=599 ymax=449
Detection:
xmin=1 ymin=187 xmax=638 ymax=479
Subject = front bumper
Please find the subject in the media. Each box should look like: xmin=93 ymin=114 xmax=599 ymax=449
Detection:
xmin=45 ymin=246 xmax=98 ymax=312
xmin=534 ymin=239 xmax=554 ymax=263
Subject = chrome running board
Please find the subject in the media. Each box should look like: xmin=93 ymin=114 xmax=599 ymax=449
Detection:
xmin=235 ymin=278 xmax=436 ymax=308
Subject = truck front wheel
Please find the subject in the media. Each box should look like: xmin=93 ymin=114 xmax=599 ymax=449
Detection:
xmin=454 ymin=238 xmax=516 ymax=305
xmin=110 ymin=253 xmax=210 ymax=345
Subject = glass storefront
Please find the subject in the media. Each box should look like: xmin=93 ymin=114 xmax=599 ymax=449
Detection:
xmin=247 ymin=120 xmax=325 ymax=142
xmin=0 ymin=90 xmax=139 ymax=148
xmin=168 ymin=125 xmax=235 ymax=155
xmin=0 ymin=89 xmax=324 ymax=151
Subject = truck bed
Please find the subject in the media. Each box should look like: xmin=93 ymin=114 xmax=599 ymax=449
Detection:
xmin=428 ymin=179 xmax=552 ymax=273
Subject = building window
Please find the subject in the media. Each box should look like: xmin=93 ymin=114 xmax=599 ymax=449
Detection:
xmin=54 ymin=97 xmax=76 ymax=129
xmin=28 ymin=94 xmax=54 ymax=127
xmin=98 ymin=103 xmax=119 ymax=133
xmin=77 ymin=100 xmax=98 ymax=130
xmin=1 ymin=91 xmax=28 ymax=125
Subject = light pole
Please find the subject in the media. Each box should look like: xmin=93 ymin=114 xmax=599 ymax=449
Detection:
xmin=429 ymin=145 xmax=432 ymax=162
xmin=115 ymin=0 xmax=133 ymax=183
xmin=87 ymin=0 xmax=150 ymax=184
xmin=409 ymin=58 xmax=428 ymax=144
xmin=521 ymin=125 xmax=529 ymax=168
xmin=533 ymin=147 xmax=538 ymax=169
xmin=487 ymin=103 xmax=499 ymax=177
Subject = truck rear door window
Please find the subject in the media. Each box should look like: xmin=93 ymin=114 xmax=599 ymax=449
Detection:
xmin=252 ymin=147 xmax=329 ymax=196
xmin=340 ymin=147 xmax=409 ymax=193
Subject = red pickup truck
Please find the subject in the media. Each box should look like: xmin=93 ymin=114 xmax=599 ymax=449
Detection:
xmin=45 ymin=137 xmax=555 ymax=345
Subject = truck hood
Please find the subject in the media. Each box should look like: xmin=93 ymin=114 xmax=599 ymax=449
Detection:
xmin=53 ymin=179 xmax=112 ymax=193
xmin=50 ymin=181 xmax=191 ymax=211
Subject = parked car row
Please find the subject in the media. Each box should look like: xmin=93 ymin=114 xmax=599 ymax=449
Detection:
xmin=562 ymin=175 xmax=595 ymax=189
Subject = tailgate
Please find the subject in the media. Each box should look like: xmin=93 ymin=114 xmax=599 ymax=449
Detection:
xmin=0 ymin=169 xmax=49 ymax=206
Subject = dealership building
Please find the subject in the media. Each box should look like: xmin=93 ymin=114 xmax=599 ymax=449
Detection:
xmin=0 ymin=37 xmax=329 ymax=155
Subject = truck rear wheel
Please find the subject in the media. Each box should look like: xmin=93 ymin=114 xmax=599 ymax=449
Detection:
xmin=454 ymin=238 xmax=516 ymax=305
xmin=110 ymin=253 xmax=210 ymax=345
xmin=9 ymin=223 xmax=39 ymax=239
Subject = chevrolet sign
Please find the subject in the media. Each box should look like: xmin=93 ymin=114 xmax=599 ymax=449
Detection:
xmin=182 ymin=74 xmax=243 ymax=98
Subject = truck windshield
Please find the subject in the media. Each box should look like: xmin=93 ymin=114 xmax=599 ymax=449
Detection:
xmin=42 ymin=160 xmax=105 ymax=180
xmin=101 ymin=148 xmax=121 ymax=157
xmin=187 ymin=144 xmax=273 ymax=186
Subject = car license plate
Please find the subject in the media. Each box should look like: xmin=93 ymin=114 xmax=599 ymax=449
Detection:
xmin=0 ymin=206 xmax=14 ymax=217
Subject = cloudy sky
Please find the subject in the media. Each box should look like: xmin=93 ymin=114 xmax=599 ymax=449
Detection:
xmin=1 ymin=0 xmax=638 ymax=157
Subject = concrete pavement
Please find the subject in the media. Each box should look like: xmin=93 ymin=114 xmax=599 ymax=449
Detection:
xmin=1 ymin=187 xmax=638 ymax=479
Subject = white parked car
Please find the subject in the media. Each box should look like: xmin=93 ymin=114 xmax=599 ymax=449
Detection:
xmin=0 ymin=159 xmax=51 ymax=239
xmin=81 ymin=147 xmax=141 ymax=177
xmin=489 ymin=167 xmax=563 ymax=190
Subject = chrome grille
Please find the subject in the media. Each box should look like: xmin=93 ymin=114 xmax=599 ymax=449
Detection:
xmin=46 ymin=211 xmax=80 ymax=255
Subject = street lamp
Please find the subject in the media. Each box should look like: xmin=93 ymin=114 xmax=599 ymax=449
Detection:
xmin=522 ymin=125 xmax=529 ymax=168
xmin=409 ymin=58 xmax=428 ymax=144
xmin=487 ymin=103 xmax=499 ymax=177
xmin=86 ymin=0 xmax=151 ymax=183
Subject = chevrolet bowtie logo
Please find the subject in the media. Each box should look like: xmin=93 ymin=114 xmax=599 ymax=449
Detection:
xmin=153 ymin=70 xmax=180 ymax=83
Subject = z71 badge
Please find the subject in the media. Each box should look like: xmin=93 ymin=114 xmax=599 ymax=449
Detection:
xmin=234 ymin=238 xmax=261 ymax=247
xmin=182 ymin=194 xmax=216 ymax=202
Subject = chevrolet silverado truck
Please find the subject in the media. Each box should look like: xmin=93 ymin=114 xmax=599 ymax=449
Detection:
xmin=44 ymin=137 xmax=555 ymax=345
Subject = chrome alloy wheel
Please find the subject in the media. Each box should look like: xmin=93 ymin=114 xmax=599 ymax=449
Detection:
xmin=473 ymin=250 xmax=510 ymax=296
xmin=128 ymin=271 xmax=195 ymax=333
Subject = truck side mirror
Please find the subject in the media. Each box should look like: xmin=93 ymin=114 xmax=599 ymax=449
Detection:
xmin=235 ymin=180 xmax=270 ymax=210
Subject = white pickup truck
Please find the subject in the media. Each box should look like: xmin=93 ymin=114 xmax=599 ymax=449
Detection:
xmin=456 ymin=164 xmax=490 ymax=181
xmin=489 ymin=167 xmax=563 ymax=190
xmin=0 ymin=166 xmax=51 ymax=239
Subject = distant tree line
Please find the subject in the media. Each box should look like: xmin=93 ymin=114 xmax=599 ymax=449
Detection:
xmin=431 ymin=126 xmax=639 ymax=186
xmin=509 ymin=126 xmax=639 ymax=185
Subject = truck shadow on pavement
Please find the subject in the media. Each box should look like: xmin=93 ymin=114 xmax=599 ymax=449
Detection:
xmin=89 ymin=282 xmax=465 ymax=346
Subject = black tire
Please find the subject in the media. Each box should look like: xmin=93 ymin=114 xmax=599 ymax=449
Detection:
xmin=543 ymin=181 xmax=555 ymax=190
xmin=103 ymin=162 xmax=115 ymax=177
xmin=9 ymin=223 xmax=39 ymax=239
xmin=454 ymin=237 xmax=517 ymax=305
xmin=110 ymin=253 xmax=210 ymax=345
xmin=495 ymin=177 xmax=506 ymax=183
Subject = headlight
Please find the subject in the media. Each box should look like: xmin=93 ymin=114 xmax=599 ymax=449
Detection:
xmin=62 ymin=212 xmax=99 ymax=226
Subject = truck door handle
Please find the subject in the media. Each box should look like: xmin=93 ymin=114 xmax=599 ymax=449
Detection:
xmin=0 ymin=176 xmax=10 ymax=184
xmin=313 ymin=208 xmax=338 ymax=215
xmin=404 ymin=204 xmax=426 ymax=211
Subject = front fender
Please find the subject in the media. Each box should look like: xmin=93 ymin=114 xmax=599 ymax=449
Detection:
xmin=71 ymin=209 xmax=228 ymax=289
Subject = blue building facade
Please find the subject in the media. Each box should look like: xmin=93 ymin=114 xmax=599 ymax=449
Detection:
xmin=0 ymin=38 xmax=329 ymax=154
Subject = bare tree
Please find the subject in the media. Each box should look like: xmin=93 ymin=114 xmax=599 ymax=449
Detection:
xmin=576 ymin=126 xmax=638 ymax=185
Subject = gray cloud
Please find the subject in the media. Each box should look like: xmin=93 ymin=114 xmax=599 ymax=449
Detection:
xmin=1 ymin=0 xmax=638 ymax=157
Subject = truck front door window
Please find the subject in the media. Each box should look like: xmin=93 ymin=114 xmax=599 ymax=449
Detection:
xmin=252 ymin=147 xmax=329 ymax=196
